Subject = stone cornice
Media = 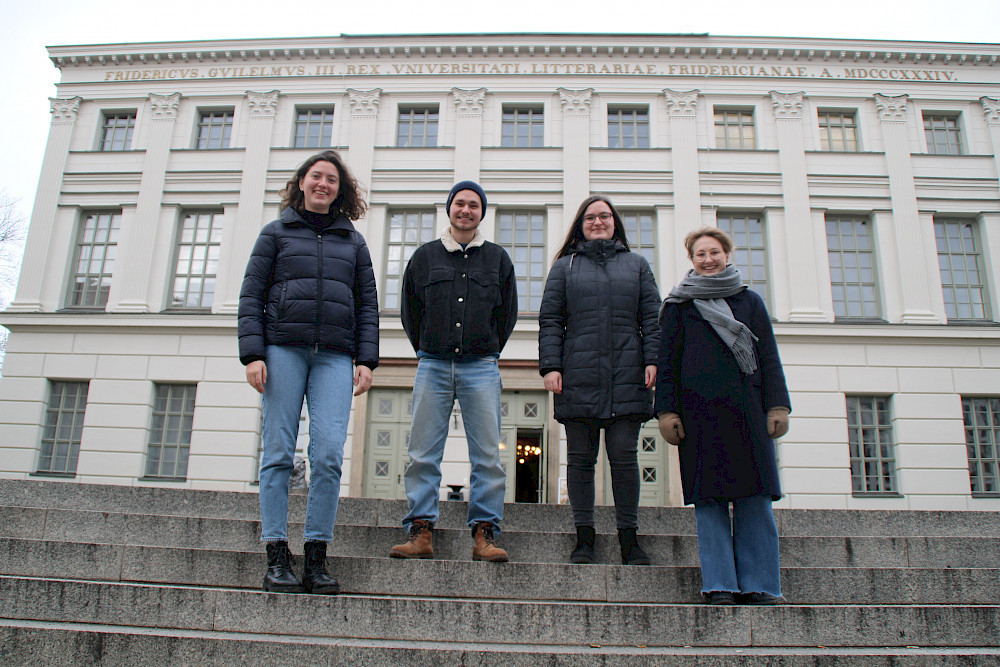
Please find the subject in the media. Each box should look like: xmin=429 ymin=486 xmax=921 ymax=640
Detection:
xmin=48 ymin=35 xmax=1000 ymax=70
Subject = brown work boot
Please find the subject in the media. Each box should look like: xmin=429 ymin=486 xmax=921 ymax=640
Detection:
xmin=389 ymin=519 xmax=434 ymax=559
xmin=472 ymin=522 xmax=509 ymax=562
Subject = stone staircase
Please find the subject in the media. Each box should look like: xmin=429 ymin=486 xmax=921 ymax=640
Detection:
xmin=0 ymin=478 xmax=997 ymax=665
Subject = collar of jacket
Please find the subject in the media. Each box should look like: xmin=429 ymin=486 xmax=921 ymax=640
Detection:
xmin=439 ymin=226 xmax=486 ymax=252
xmin=279 ymin=206 xmax=356 ymax=234
xmin=570 ymin=238 xmax=625 ymax=258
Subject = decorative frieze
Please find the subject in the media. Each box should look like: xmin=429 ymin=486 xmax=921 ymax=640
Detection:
xmin=558 ymin=88 xmax=593 ymax=115
xmin=982 ymin=96 xmax=1000 ymax=124
xmin=874 ymin=93 xmax=909 ymax=122
xmin=348 ymin=88 xmax=382 ymax=116
xmin=452 ymin=87 xmax=487 ymax=115
xmin=246 ymin=90 xmax=279 ymax=117
xmin=148 ymin=93 xmax=181 ymax=119
xmin=48 ymin=97 xmax=82 ymax=122
xmin=663 ymin=89 xmax=699 ymax=117
xmin=770 ymin=90 xmax=804 ymax=119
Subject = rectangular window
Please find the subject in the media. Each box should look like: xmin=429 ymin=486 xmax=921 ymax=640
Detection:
xmin=620 ymin=210 xmax=656 ymax=269
xmin=923 ymin=113 xmax=963 ymax=155
xmin=170 ymin=211 xmax=222 ymax=309
xmin=294 ymin=108 xmax=334 ymax=148
xmin=718 ymin=213 xmax=769 ymax=306
xmin=963 ymin=397 xmax=1000 ymax=496
xmin=935 ymin=219 xmax=989 ymax=321
xmin=196 ymin=110 xmax=234 ymax=149
xmin=100 ymin=112 xmax=136 ymax=151
xmin=714 ymin=108 xmax=755 ymax=150
xmin=145 ymin=384 xmax=196 ymax=480
xmin=818 ymin=111 xmax=859 ymax=152
xmin=383 ymin=210 xmax=436 ymax=310
xmin=501 ymin=107 xmax=543 ymax=148
xmin=846 ymin=395 xmax=897 ymax=495
xmin=67 ymin=211 xmax=120 ymax=309
xmin=608 ymin=107 xmax=649 ymax=149
xmin=497 ymin=210 xmax=545 ymax=311
xmin=397 ymin=107 xmax=439 ymax=147
xmin=36 ymin=381 xmax=89 ymax=476
xmin=826 ymin=216 xmax=880 ymax=319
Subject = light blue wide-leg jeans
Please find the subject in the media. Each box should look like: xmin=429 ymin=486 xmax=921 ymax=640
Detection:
xmin=694 ymin=495 xmax=781 ymax=596
xmin=259 ymin=344 xmax=353 ymax=543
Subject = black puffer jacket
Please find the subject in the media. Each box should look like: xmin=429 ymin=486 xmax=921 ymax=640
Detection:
xmin=538 ymin=239 xmax=660 ymax=421
xmin=237 ymin=207 xmax=379 ymax=369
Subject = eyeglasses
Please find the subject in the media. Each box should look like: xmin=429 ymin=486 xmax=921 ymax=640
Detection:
xmin=582 ymin=212 xmax=613 ymax=224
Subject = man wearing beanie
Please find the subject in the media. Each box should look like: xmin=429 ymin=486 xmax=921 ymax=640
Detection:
xmin=390 ymin=181 xmax=518 ymax=562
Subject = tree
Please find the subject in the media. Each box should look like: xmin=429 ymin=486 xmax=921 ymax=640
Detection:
xmin=0 ymin=191 xmax=26 ymax=361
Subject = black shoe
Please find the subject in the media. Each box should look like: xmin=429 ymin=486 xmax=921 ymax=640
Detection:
xmin=704 ymin=591 xmax=737 ymax=605
xmin=302 ymin=541 xmax=340 ymax=595
xmin=740 ymin=592 xmax=784 ymax=605
xmin=263 ymin=541 xmax=304 ymax=593
xmin=617 ymin=528 xmax=652 ymax=565
xmin=570 ymin=526 xmax=596 ymax=564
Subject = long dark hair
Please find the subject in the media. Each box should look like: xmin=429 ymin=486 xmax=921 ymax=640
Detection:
xmin=280 ymin=150 xmax=368 ymax=220
xmin=552 ymin=194 xmax=631 ymax=261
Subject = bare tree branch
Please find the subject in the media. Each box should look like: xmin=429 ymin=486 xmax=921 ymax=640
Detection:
xmin=0 ymin=190 xmax=27 ymax=310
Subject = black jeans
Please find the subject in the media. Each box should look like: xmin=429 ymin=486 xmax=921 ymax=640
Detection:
xmin=563 ymin=417 xmax=642 ymax=530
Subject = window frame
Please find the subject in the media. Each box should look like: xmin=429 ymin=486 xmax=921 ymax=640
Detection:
xmin=98 ymin=111 xmax=136 ymax=152
xmin=717 ymin=212 xmax=770 ymax=308
xmin=922 ymin=111 xmax=964 ymax=156
xmin=293 ymin=107 xmax=335 ymax=148
xmin=713 ymin=107 xmax=756 ymax=150
xmin=846 ymin=395 xmax=899 ymax=496
xmin=501 ymin=106 xmax=544 ymax=148
xmin=66 ymin=210 xmax=121 ymax=310
xmin=607 ymin=106 xmax=650 ymax=149
xmin=619 ymin=209 xmax=657 ymax=272
xmin=962 ymin=396 xmax=1000 ymax=497
xmin=817 ymin=109 xmax=860 ymax=152
xmin=825 ymin=215 xmax=882 ymax=321
xmin=195 ymin=109 xmax=234 ymax=150
xmin=396 ymin=106 xmax=440 ymax=148
xmin=935 ymin=218 xmax=991 ymax=322
xmin=143 ymin=383 xmax=197 ymax=481
xmin=382 ymin=209 xmax=438 ymax=311
xmin=167 ymin=210 xmax=223 ymax=311
xmin=496 ymin=209 xmax=546 ymax=313
xmin=35 ymin=380 xmax=90 ymax=477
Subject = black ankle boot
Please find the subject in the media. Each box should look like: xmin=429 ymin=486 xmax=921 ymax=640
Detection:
xmin=264 ymin=541 xmax=304 ymax=593
xmin=570 ymin=526 xmax=596 ymax=564
xmin=617 ymin=528 xmax=651 ymax=565
xmin=302 ymin=541 xmax=340 ymax=595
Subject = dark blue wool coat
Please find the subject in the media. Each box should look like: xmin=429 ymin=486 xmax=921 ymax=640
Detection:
xmin=538 ymin=239 xmax=660 ymax=422
xmin=654 ymin=289 xmax=790 ymax=505
xmin=237 ymin=207 xmax=379 ymax=369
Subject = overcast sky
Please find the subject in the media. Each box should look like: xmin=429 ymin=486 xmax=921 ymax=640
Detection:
xmin=3 ymin=0 xmax=999 ymax=231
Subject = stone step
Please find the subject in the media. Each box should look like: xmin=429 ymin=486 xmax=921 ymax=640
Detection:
xmin=2 ymin=479 xmax=998 ymax=538
xmin=2 ymin=576 xmax=997 ymax=648
xmin=2 ymin=505 xmax=995 ymax=568
xmin=3 ymin=620 xmax=998 ymax=666
xmin=2 ymin=538 xmax=997 ymax=605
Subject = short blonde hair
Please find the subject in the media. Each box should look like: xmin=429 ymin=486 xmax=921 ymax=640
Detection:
xmin=684 ymin=226 xmax=733 ymax=257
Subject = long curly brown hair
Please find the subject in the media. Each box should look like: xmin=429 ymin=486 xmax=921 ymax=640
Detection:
xmin=280 ymin=150 xmax=368 ymax=220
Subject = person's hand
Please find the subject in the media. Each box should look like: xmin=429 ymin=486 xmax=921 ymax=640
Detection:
xmin=246 ymin=360 xmax=267 ymax=394
xmin=354 ymin=365 xmax=373 ymax=396
xmin=767 ymin=407 xmax=790 ymax=439
xmin=644 ymin=365 xmax=657 ymax=389
xmin=658 ymin=412 xmax=685 ymax=445
xmin=543 ymin=371 xmax=563 ymax=394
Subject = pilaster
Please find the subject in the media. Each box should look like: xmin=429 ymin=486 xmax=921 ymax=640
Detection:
xmin=663 ymin=89 xmax=701 ymax=237
xmin=9 ymin=97 xmax=82 ymax=312
xmin=452 ymin=87 xmax=486 ymax=182
xmin=982 ymin=97 xmax=1000 ymax=186
xmin=218 ymin=90 xmax=279 ymax=313
xmin=874 ymin=93 xmax=942 ymax=324
xmin=558 ymin=88 xmax=593 ymax=230
xmin=110 ymin=93 xmax=181 ymax=313
xmin=346 ymin=89 xmax=381 ymax=238
xmin=770 ymin=90 xmax=827 ymax=322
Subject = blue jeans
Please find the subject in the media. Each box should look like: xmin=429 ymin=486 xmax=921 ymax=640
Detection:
xmin=259 ymin=344 xmax=353 ymax=543
xmin=694 ymin=495 xmax=781 ymax=596
xmin=402 ymin=356 xmax=505 ymax=531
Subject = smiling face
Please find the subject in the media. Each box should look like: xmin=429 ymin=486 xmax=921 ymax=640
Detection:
xmin=299 ymin=160 xmax=340 ymax=213
xmin=690 ymin=234 xmax=729 ymax=275
xmin=448 ymin=189 xmax=483 ymax=235
xmin=581 ymin=200 xmax=615 ymax=241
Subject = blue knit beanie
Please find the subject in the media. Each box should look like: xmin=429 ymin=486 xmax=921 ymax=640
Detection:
xmin=446 ymin=180 xmax=487 ymax=219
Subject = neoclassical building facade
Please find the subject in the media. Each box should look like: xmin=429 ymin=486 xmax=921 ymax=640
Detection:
xmin=2 ymin=33 xmax=999 ymax=511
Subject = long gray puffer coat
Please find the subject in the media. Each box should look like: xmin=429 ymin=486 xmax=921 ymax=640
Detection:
xmin=538 ymin=239 xmax=661 ymax=422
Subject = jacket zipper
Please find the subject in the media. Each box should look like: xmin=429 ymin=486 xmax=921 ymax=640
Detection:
xmin=315 ymin=232 xmax=323 ymax=351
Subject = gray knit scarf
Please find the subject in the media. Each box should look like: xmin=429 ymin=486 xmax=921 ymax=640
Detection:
xmin=662 ymin=264 xmax=759 ymax=375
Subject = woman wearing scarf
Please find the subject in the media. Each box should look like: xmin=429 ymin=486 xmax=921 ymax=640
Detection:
xmin=539 ymin=195 xmax=660 ymax=565
xmin=655 ymin=227 xmax=790 ymax=605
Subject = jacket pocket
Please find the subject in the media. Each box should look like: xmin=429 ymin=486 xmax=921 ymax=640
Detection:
xmin=424 ymin=266 xmax=455 ymax=308
xmin=278 ymin=282 xmax=288 ymax=319
xmin=469 ymin=270 xmax=501 ymax=306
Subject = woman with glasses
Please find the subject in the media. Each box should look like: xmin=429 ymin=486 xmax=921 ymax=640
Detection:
xmin=538 ymin=195 xmax=661 ymax=565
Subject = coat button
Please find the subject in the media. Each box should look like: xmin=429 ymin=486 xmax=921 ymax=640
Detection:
xmin=458 ymin=297 xmax=464 ymax=302
xmin=454 ymin=347 xmax=460 ymax=353
xmin=456 ymin=322 xmax=462 ymax=327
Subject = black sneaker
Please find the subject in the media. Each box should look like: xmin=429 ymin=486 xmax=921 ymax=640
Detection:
xmin=740 ymin=592 xmax=784 ymax=605
xmin=705 ymin=591 xmax=737 ymax=605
